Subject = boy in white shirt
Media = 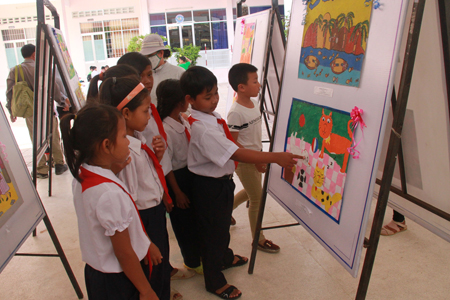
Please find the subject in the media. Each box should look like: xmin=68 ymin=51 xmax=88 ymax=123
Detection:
xmin=227 ymin=63 xmax=280 ymax=253
xmin=180 ymin=66 xmax=302 ymax=299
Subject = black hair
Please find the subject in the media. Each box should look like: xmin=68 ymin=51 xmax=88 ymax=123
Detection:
xmin=21 ymin=44 xmax=35 ymax=59
xmin=60 ymin=104 xmax=123 ymax=182
xmin=86 ymin=65 xmax=140 ymax=104
xmin=228 ymin=63 xmax=258 ymax=92
xmin=99 ymin=76 xmax=148 ymax=111
xmin=156 ymin=79 xmax=184 ymax=120
xmin=162 ymin=49 xmax=171 ymax=58
xmin=90 ymin=66 xmax=97 ymax=70
xmin=180 ymin=66 xmax=217 ymax=100
xmin=117 ymin=52 xmax=152 ymax=75
xmin=179 ymin=56 xmax=186 ymax=62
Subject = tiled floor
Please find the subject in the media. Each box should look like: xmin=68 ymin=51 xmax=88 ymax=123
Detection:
xmin=1 ymin=71 xmax=449 ymax=299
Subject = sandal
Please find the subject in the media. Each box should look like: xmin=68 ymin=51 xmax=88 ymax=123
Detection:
xmin=257 ymin=240 xmax=280 ymax=253
xmin=170 ymin=288 xmax=183 ymax=300
xmin=170 ymin=268 xmax=195 ymax=280
xmin=184 ymin=263 xmax=203 ymax=275
xmin=222 ymin=254 xmax=248 ymax=270
xmin=380 ymin=220 xmax=407 ymax=236
xmin=209 ymin=285 xmax=242 ymax=299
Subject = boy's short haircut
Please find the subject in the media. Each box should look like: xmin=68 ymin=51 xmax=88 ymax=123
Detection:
xmin=228 ymin=63 xmax=258 ymax=92
xmin=180 ymin=66 xmax=217 ymax=99
xmin=21 ymin=44 xmax=35 ymax=59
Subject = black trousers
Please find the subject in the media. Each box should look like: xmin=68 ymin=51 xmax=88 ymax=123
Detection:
xmin=168 ymin=167 xmax=202 ymax=268
xmin=191 ymin=174 xmax=235 ymax=292
xmin=85 ymin=260 xmax=150 ymax=300
xmin=139 ymin=202 xmax=170 ymax=300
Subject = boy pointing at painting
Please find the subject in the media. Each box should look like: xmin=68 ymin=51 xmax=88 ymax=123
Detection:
xmin=227 ymin=63 xmax=282 ymax=253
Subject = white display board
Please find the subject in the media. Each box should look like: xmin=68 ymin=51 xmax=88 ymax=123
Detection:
xmin=46 ymin=25 xmax=85 ymax=112
xmin=377 ymin=0 xmax=450 ymax=242
xmin=267 ymin=0 xmax=409 ymax=277
xmin=226 ymin=10 xmax=271 ymax=114
xmin=0 ymin=105 xmax=45 ymax=273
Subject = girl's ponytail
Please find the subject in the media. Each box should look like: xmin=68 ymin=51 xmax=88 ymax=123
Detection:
xmin=60 ymin=113 xmax=79 ymax=181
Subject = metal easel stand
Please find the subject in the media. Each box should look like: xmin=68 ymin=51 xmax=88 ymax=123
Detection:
xmin=16 ymin=1 xmax=84 ymax=298
xmin=248 ymin=2 xmax=301 ymax=274
xmin=355 ymin=0 xmax=426 ymax=298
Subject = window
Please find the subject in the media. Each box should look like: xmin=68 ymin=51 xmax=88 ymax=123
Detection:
xmin=2 ymin=28 xmax=36 ymax=68
xmin=193 ymin=10 xmax=209 ymax=22
xmin=212 ymin=22 xmax=228 ymax=50
xmin=150 ymin=13 xmax=166 ymax=26
xmin=149 ymin=9 xmax=228 ymax=51
xmin=211 ymin=9 xmax=226 ymax=21
xmin=166 ymin=11 xmax=192 ymax=24
xmin=151 ymin=26 xmax=167 ymax=39
xmin=80 ymin=17 xmax=139 ymax=60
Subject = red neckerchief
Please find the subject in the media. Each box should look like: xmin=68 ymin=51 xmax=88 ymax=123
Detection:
xmin=184 ymin=127 xmax=191 ymax=142
xmin=150 ymin=103 xmax=167 ymax=142
xmin=79 ymin=166 xmax=152 ymax=277
xmin=140 ymin=143 xmax=173 ymax=204
xmin=188 ymin=116 xmax=238 ymax=169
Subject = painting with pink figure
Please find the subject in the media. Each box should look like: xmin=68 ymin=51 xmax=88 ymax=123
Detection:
xmin=282 ymin=98 xmax=352 ymax=223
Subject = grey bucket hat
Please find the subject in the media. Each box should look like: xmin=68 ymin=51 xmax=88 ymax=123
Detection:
xmin=140 ymin=34 xmax=167 ymax=56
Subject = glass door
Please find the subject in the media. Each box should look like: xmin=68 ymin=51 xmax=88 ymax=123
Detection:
xmin=168 ymin=25 xmax=194 ymax=51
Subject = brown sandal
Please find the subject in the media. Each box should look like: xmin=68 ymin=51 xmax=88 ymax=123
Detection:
xmin=381 ymin=220 xmax=407 ymax=236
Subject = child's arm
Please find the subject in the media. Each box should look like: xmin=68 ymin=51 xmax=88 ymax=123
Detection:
xmin=230 ymin=132 xmax=244 ymax=148
xmin=231 ymin=148 xmax=303 ymax=169
xmin=166 ymin=171 xmax=190 ymax=209
xmin=152 ymin=135 xmax=165 ymax=162
xmin=162 ymin=193 xmax=174 ymax=213
xmin=230 ymin=131 xmax=266 ymax=172
xmin=110 ymin=228 xmax=158 ymax=300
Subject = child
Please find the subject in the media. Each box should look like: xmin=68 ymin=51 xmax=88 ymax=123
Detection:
xmin=110 ymin=57 xmax=192 ymax=284
xmin=180 ymin=66 xmax=302 ymax=299
xmin=99 ymin=76 xmax=174 ymax=300
xmin=156 ymin=79 xmax=203 ymax=274
xmin=60 ymin=104 xmax=160 ymax=300
xmin=227 ymin=63 xmax=280 ymax=253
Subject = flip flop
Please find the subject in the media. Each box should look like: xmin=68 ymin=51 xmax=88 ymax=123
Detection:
xmin=208 ymin=285 xmax=242 ymax=299
xmin=170 ymin=268 xmax=195 ymax=280
xmin=222 ymin=255 xmax=248 ymax=270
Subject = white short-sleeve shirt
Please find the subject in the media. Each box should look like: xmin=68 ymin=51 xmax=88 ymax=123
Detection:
xmin=227 ymin=99 xmax=262 ymax=151
xmin=117 ymin=132 xmax=164 ymax=210
xmin=187 ymin=109 xmax=239 ymax=178
xmin=142 ymin=107 xmax=172 ymax=176
xmin=163 ymin=114 xmax=190 ymax=171
xmin=72 ymin=163 xmax=150 ymax=273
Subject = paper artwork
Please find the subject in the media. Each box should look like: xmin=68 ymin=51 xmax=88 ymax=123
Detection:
xmin=298 ymin=0 xmax=373 ymax=87
xmin=283 ymin=98 xmax=352 ymax=222
xmin=53 ymin=29 xmax=76 ymax=79
xmin=240 ymin=22 xmax=257 ymax=63
xmin=0 ymin=147 xmax=23 ymax=228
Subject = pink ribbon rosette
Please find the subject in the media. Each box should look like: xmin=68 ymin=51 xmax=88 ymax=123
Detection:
xmin=347 ymin=106 xmax=366 ymax=159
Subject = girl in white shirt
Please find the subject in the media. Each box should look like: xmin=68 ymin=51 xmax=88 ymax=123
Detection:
xmin=157 ymin=79 xmax=203 ymax=275
xmin=60 ymin=104 xmax=160 ymax=300
xmin=99 ymin=76 xmax=174 ymax=300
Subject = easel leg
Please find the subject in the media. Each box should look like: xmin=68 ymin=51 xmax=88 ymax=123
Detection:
xmin=355 ymin=1 xmax=425 ymax=298
xmin=43 ymin=215 xmax=84 ymax=299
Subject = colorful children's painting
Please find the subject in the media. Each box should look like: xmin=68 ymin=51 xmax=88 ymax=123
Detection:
xmin=240 ymin=22 xmax=257 ymax=63
xmin=53 ymin=29 xmax=76 ymax=79
xmin=283 ymin=98 xmax=352 ymax=222
xmin=298 ymin=0 xmax=373 ymax=87
xmin=0 ymin=148 xmax=23 ymax=228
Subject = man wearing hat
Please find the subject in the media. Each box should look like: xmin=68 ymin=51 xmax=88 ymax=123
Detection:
xmin=140 ymin=34 xmax=185 ymax=106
